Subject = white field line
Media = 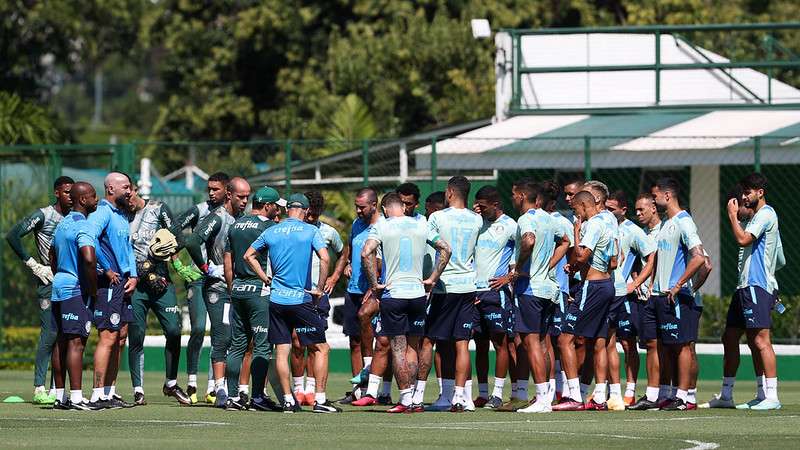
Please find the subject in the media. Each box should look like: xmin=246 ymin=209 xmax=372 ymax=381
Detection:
xmin=0 ymin=417 xmax=230 ymax=426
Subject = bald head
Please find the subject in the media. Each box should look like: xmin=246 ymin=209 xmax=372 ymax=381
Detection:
xmin=571 ymin=190 xmax=598 ymax=220
xmin=227 ymin=177 xmax=251 ymax=217
xmin=104 ymin=171 xmax=132 ymax=209
xmin=70 ymin=182 xmax=98 ymax=215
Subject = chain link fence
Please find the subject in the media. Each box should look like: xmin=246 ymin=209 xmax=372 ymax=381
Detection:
xmin=1 ymin=135 xmax=798 ymax=348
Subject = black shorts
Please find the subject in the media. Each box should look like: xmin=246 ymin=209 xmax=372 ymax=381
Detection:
xmin=343 ymin=292 xmax=365 ymax=336
xmin=379 ymin=296 xmax=427 ymax=337
xmin=269 ymin=302 xmax=327 ymax=346
xmin=654 ymin=293 xmax=702 ymax=345
xmin=93 ymin=279 xmax=126 ymax=331
xmin=615 ymin=294 xmax=639 ymax=339
xmin=425 ymin=292 xmax=476 ymax=341
xmin=51 ymin=295 xmax=92 ymax=338
xmin=608 ymin=295 xmax=627 ymax=325
xmin=515 ymin=294 xmax=554 ymax=335
xmin=563 ymin=279 xmax=614 ymax=339
xmin=726 ymin=286 xmax=775 ymax=330
xmin=639 ymin=296 xmax=659 ymax=343
xmin=548 ymin=292 xmax=568 ymax=337
xmin=474 ymin=289 xmax=512 ymax=338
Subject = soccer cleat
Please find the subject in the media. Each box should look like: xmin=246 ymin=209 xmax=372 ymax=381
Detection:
xmin=627 ymin=396 xmax=660 ymax=411
xmin=494 ymin=398 xmax=529 ymax=412
xmin=225 ymin=394 xmax=249 ymax=411
xmin=750 ymin=399 xmax=782 ymax=411
xmin=585 ymin=399 xmax=608 ymax=411
xmin=33 ymin=388 xmax=56 ymax=405
xmin=134 ymin=392 xmax=147 ymax=406
xmin=282 ymin=401 xmax=302 ymax=413
xmin=386 ymin=403 xmax=409 ymax=413
xmin=427 ymin=395 xmax=452 ymax=412
xmin=205 ymin=391 xmax=216 ymax=404
xmin=698 ymin=394 xmax=735 ymax=409
xmin=53 ymin=399 xmax=71 ymax=410
xmin=88 ymin=398 xmax=116 ymax=410
xmin=250 ymin=396 xmax=281 ymax=412
xmin=474 ymin=396 xmax=488 ymax=408
xmin=304 ymin=392 xmax=316 ymax=406
xmin=405 ymin=403 xmax=424 ymax=413
xmin=686 ymin=402 xmax=697 ymax=410
xmin=111 ymin=394 xmax=134 ymax=408
xmin=214 ymin=389 xmax=228 ymax=408
xmin=660 ymin=398 xmax=688 ymax=411
xmin=484 ymin=396 xmax=504 ymax=409
xmin=70 ymin=400 xmax=97 ymax=411
xmin=186 ymin=385 xmax=199 ymax=404
xmin=736 ymin=398 xmax=763 ymax=410
xmin=313 ymin=401 xmax=343 ymax=413
xmin=657 ymin=398 xmax=673 ymax=409
xmin=349 ymin=367 xmax=370 ymax=385
xmin=517 ymin=400 xmax=552 ymax=413
xmin=377 ymin=394 xmax=393 ymax=405
xmin=551 ymin=398 xmax=586 ymax=411
xmin=449 ymin=402 xmax=465 ymax=413
xmin=623 ymin=396 xmax=635 ymax=407
xmin=337 ymin=391 xmax=357 ymax=405
xmin=606 ymin=395 xmax=626 ymax=411
xmin=351 ymin=394 xmax=377 ymax=406
xmin=163 ymin=384 xmax=192 ymax=406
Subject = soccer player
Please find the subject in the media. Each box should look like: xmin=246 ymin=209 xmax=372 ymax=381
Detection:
xmin=471 ymin=186 xmax=517 ymax=409
xmin=225 ymin=186 xmax=283 ymax=410
xmin=185 ymin=177 xmax=250 ymax=406
xmin=606 ymin=190 xmax=656 ymax=407
xmin=512 ymin=181 xmax=569 ymax=413
xmin=126 ymin=184 xmax=190 ymax=405
xmin=246 ymin=193 xmax=341 ymax=413
xmin=648 ymin=177 xmax=706 ymax=411
xmin=171 ymin=171 xmax=230 ymax=403
xmin=49 ymin=182 xmax=98 ymax=410
xmin=87 ymin=172 xmax=138 ymax=408
xmin=291 ymin=190 xmax=346 ymax=405
xmin=342 ymin=188 xmax=381 ymax=392
xmin=6 ymin=176 xmax=73 ymax=404
xmin=360 ymin=193 xmax=450 ymax=412
xmin=553 ymin=190 xmax=615 ymax=411
xmin=413 ymin=176 xmax=483 ymax=412
xmin=703 ymin=174 xmax=783 ymax=410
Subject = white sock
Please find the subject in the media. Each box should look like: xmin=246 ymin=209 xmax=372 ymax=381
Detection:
xmin=453 ymin=386 xmax=465 ymax=404
xmin=134 ymin=386 xmax=144 ymax=394
xmin=240 ymin=385 xmax=249 ymax=395
xmin=166 ymin=379 xmax=177 ymax=388
xmin=687 ymin=388 xmax=697 ymax=404
xmin=292 ymin=376 xmax=304 ymax=392
xmin=315 ymin=392 xmax=327 ymax=404
xmin=658 ymin=384 xmax=670 ymax=401
xmin=91 ymin=387 xmax=104 ymax=402
xmin=109 ymin=385 xmax=116 ymax=397
xmin=70 ymin=390 xmax=83 ymax=403
xmin=442 ymin=379 xmax=455 ymax=402
xmin=646 ymin=386 xmax=659 ymax=402
xmin=535 ymin=382 xmax=549 ymax=402
xmin=676 ymin=389 xmax=688 ymax=402
xmin=284 ymin=393 xmax=295 ymax=405
xmin=559 ymin=371 xmax=568 ymax=394
xmin=363 ymin=357 xmax=373 ymax=370
xmin=464 ymin=380 xmax=473 ymax=401
xmin=625 ymin=382 xmax=636 ymax=398
xmin=757 ymin=375 xmax=766 ymax=400
xmin=214 ymin=378 xmax=227 ymax=394
xmin=567 ymin=378 xmax=581 ymax=402
xmin=609 ymin=383 xmax=622 ymax=397
xmin=206 ymin=377 xmax=215 ymax=393
xmin=492 ymin=378 xmax=505 ymax=399
xmin=366 ymin=374 xmax=381 ymax=397
xmin=55 ymin=388 xmax=65 ymax=402
xmin=399 ymin=388 xmax=413 ymax=406
xmin=381 ymin=381 xmax=392 ymax=396
xmin=49 ymin=387 xmax=56 ymax=397
xmin=765 ymin=377 xmax=778 ymax=401
xmin=34 ymin=385 xmax=45 ymax=394
xmin=188 ymin=374 xmax=197 ymax=387
xmin=548 ymin=379 xmax=555 ymax=397
xmin=412 ymin=380 xmax=427 ymax=404
xmin=478 ymin=383 xmax=489 ymax=398
xmin=305 ymin=377 xmax=316 ymax=394
xmin=516 ymin=380 xmax=528 ymax=400
xmin=721 ymin=376 xmax=735 ymax=400
xmin=437 ymin=377 xmax=443 ymax=395
xmin=593 ymin=383 xmax=607 ymax=403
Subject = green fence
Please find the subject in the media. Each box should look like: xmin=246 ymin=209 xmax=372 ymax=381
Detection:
xmin=1 ymin=135 xmax=799 ymax=349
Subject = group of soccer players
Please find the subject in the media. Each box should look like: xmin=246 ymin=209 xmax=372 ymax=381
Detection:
xmin=9 ymin=167 xmax=783 ymax=413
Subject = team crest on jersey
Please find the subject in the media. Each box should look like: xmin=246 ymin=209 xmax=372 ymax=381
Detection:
xmin=39 ymin=298 xmax=50 ymax=310
xmin=85 ymin=321 xmax=92 ymax=333
xmin=110 ymin=313 xmax=120 ymax=326
xmin=208 ymin=292 xmax=219 ymax=304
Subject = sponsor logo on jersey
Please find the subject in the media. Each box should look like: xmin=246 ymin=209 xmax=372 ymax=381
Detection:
xmin=164 ymin=306 xmax=181 ymax=314
xmin=62 ymin=312 xmax=79 ymax=321
xmin=252 ymin=325 xmax=269 ymax=334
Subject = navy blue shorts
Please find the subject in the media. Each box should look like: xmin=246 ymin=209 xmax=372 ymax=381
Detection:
xmin=51 ymin=295 xmax=92 ymax=338
xmin=475 ymin=290 xmax=512 ymax=338
xmin=548 ymin=292 xmax=568 ymax=337
xmin=379 ymin=296 xmax=427 ymax=336
xmin=615 ymin=294 xmax=639 ymax=339
xmin=655 ymin=294 xmax=702 ymax=344
xmin=269 ymin=302 xmax=326 ymax=346
xmin=639 ymin=297 xmax=659 ymax=343
xmin=315 ymin=294 xmax=331 ymax=330
xmin=93 ymin=279 xmax=126 ymax=331
xmin=726 ymin=286 xmax=775 ymax=330
xmin=371 ymin=312 xmax=385 ymax=337
xmin=343 ymin=292 xmax=365 ymax=336
xmin=515 ymin=294 xmax=554 ymax=335
xmin=608 ymin=295 xmax=627 ymax=325
xmin=425 ymin=292 xmax=476 ymax=341
xmin=563 ymin=279 xmax=614 ymax=339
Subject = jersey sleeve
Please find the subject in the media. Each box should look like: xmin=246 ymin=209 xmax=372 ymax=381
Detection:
xmin=5 ymin=209 xmax=45 ymax=261
xmin=427 ymin=213 xmax=441 ymax=244
xmin=634 ymin=228 xmax=657 ymax=257
xmin=174 ymin=205 xmax=200 ymax=231
xmin=87 ymin=207 xmax=113 ymax=271
xmin=580 ymin=219 xmax=601 ymax=251
xmin=250 ymin=229 xmax=270 ymax=252
xmin=678 ymin=216 xmax=703 ymax=250
xmin=744 ymin=208 xmax=776 ymax=241
xmin=224 ymin=227 xmax=233 ymax=253
xmin=330 ymin=228 xmax=344 ymax=254
xmin=76 ymin=228 xmax=96 ymax=249
xmin=186 ymin=215 xmax=220 ymax=266
xmin=158 ymin=203 xmax=175 ymax=229
xmin=312 ymin=229 xmax=326 ymax=251
xmin=367 ymin=221 xmax=383 ymax=245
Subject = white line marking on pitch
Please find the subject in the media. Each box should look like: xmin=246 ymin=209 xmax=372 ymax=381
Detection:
xmin=0 ymin=417 xmax=230 ymax=426
xmin=681 ymin=440 xmax=720 ymax=450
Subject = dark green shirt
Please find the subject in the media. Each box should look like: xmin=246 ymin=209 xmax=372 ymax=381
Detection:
xmin=225 ymin=214 xmax=273 ymax=281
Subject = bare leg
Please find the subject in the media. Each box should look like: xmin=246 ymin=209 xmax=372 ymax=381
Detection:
xmin=606 ymin=329 xmax=620 ymax=385
xmin=274 ymin=344 xmax=292 ymax=397
xmin=309 ymin=343 xmax=330 ymax=394
xmin=722 ymin=327 xmax=743 ymax=377
xmin=454 ymin=339 xmax=471 ymax=387
xmin=94 ymin=329 xmax=118 ymax=389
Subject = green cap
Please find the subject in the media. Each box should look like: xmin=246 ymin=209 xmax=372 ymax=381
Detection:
xmin=254 ymin=186 xmax=286 ymax=207
xmin=286 ymin=193 xmax=309 ymax=209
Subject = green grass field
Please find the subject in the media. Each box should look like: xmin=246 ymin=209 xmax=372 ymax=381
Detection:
xmin=1 ymin=370 xmax=799 ymax=449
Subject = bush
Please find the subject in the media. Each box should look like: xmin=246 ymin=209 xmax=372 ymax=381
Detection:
xmin=0 ymin=326 xmax=99 ymax=370
xmin=699 ymin=294 xmax=800 ymax=344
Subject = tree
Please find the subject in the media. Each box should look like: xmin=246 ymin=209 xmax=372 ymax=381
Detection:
xmin=0 ymin=92 xmax=59 ymax=145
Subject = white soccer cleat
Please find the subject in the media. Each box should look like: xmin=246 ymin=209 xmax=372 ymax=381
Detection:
xmin=517 ymin=399 xmax=552 ymax=413
xmin=698 ymin=393 xmax=735 ymax=409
